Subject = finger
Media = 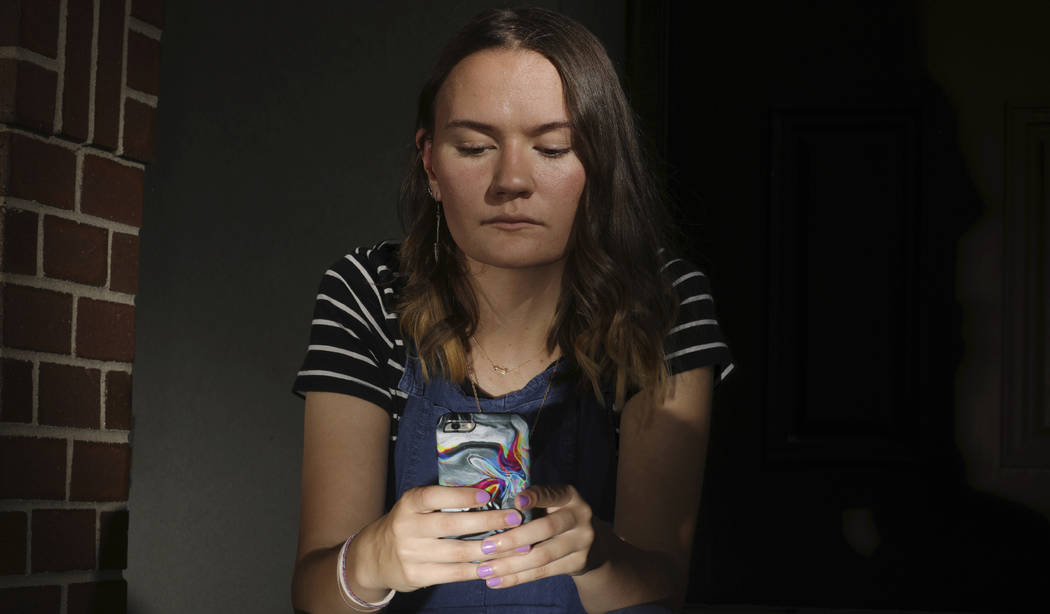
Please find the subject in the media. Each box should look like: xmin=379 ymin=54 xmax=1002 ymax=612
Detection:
xmin=402 ymin=485 xmax=491 ymax=513
xmin=479 ymin=540 xmax=589 ymax=589
xmin=515 ymin=484 xmax=577 ymax=510
xmin=399 ymin=561 xmax=499 ymax=589
xmin=483 ymin=506 xmax=577 ymax=553
xmin=419 ymin=508 xmax=524 ymax=541
xmin=478 ymin=532 xmax=534 ymax=558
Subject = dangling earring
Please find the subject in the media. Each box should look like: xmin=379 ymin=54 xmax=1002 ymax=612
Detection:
xmin=426 ymin=185 xmax=441 ymax=262
xmin=433 ymin=202 xmax=442 ymax=262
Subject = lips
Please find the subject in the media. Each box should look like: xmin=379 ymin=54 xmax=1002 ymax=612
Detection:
xmin=482 ymin=215 xmax=542 ymax=228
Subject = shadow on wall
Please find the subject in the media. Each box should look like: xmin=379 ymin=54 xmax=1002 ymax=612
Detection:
xmin=658 ymin=0 xmax=1050 ymax=611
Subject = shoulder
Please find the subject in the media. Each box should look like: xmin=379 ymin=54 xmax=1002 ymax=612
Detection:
xmin=658 ymin=251 xmax=734 ymax=383
xmin=659 ymin=252 xmax=711 ymax=294
xmin=311 ymin=241 xmax=404 ymax=350
xmin=294 ymin=242 xmax=407 ymax=406
xmin=319 ymin=241 xmax=402 ymax=304
xmin=325 ymin=241 xmax=401 ymax=287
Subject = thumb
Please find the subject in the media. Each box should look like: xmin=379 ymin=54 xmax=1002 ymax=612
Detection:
xmin=515 ymin=484 xmax=577 ymax=510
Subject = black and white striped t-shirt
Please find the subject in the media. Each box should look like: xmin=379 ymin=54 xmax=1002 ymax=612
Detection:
xmin=293 ymin=241 xmax=733 ymax=439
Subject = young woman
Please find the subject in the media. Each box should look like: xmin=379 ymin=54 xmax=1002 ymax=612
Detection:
xmin=292 ymin=8 xmax=731 ymax=613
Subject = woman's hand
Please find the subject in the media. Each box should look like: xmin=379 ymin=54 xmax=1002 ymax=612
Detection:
xmin=466 ymin=484 xmax=606 ymax=589
xmin=350 ymin=485 xmax=526 ymax=593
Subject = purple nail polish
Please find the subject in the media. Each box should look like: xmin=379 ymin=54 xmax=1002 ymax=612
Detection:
xmin=477 ymin=564 xmax=493 ymax=579
xmin=481 ymin=540 xmax=496 ymax=555
xmin=515 ymin=494 xmax=530 ymax=508
xmin=515 ymin=544 xmax=530 ymax=553
xmin=505 ymin=511 xmax=521 ymax=526
xmin=486 ymin=577 xmax=502 ymax=588
xmin=476 ymin=490 xmax=491 ymax=504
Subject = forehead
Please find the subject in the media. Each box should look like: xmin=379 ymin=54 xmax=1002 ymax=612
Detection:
xmin=436 ymin=49 xmax=569 ymax=126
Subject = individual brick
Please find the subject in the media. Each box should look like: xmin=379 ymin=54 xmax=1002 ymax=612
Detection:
xmin=91 ymin=0 xmax=126 ymax=150
xmin=17 ymin=0 xmax=62 ymax=58
xmin=0 ymin=1 xmax=18 ymax=46
xmin=0 ymin=585 xmax=61 ymax=613
xmin=0 ymin=511 xmax=27 ymax=575
xmin=70 ymin=441 xmax=130 ymax=501
xmin=0 ymin=59 xmax=13 ymax=121
xmin=126 ymin=31 xmax=160 ymax=96
xmin=109 ymin=232 xmax=139 ymax=294
xmin=81 ymin=155 xmax=143 ymax=226
xmin=1 ymin=284 xmax=73 ymax=354
xmin=1 ymin=359 xmax=34 ymax=423
xmin=0 ymin=436 xmax=66 ymax=500
xmin=61 ymin=0 xmax=94 ymax=142
xmin=1 ymin=132 xmax=76 ymax=209
xmin=68 ymin=580 xmax=127 ymax=614
xmin=38 ymin=362 xmax=101 ymax=428
xmin=0 ymin=60 xmax=58 ymax=133
xmin=105 ymin=371 xmax=132 ymax=430
xmin=1 ymin=206 xmax=38 ymax=275
xmin=75 ymin=298 xmax=135 ymax=362
xmin=42 ymin=215 xmax=108 ymax=285
xmin=31 ymin=508 xmax=95 ymax=572
xmin=98 ymin=509 xmax=128 ymax=569
xmin=121 ymin=98 xmax=156 ymax=163
xmin=132 ymin=0 xmax=164 ymax=28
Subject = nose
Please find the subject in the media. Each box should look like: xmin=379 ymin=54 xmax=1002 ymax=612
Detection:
xmin=489 ymin=145 xmax=534 ymax=201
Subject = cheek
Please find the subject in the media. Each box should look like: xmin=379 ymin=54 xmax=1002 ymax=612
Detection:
xmin=434 ymin=158 xmax=491 ymax=203
xmin=541 ymin=164 xmax=586 ymax=225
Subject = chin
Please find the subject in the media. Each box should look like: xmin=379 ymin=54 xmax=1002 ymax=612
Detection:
xmin=464 ymin=246 xmax=567 ymax=271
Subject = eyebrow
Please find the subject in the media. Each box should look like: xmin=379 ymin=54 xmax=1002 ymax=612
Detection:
xmin=445 ymin=119 xmax=572 ymax=137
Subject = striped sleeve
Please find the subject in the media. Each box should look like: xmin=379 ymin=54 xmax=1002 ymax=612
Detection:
xmin=663 ymin=257 xmax=734 ymax=383
xmin=292 ymin=252 xmax=395 ymax=412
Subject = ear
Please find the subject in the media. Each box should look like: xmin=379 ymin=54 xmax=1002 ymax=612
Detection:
xmin=416 ymin=128 xmax=442 ymax=202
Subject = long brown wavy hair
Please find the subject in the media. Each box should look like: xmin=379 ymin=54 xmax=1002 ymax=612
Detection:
xmin=398 ymin=7 xmax=677 ymax=409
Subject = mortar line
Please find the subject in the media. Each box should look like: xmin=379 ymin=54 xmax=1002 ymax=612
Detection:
xmin=74 ymin=150 xmax=84 ymax=213
xmin=6 ymin=197 xmax=142 ymax=236
xmin=1 ymin=349 xmax=132 ymax=371
xmin=0 ymin=126 xmax=147 ymax=170
xmin=0 ymin=47 xmax=59 ymax=71
xmin=54 ymin=0 xmax=69 ymax=134
xmin=127 ymin=16 xmax=161 ymax=41
xmin=36 ymin=208 xmax=44 ymax=278
xmin=65 ymin=438 xmax=74 ymax=501
xmin=2 ymin=273 xmax=137 ymax=305
xmin=86 ymin=0 xmax=100 ymax=144
xmin=116 ymin=0 xmax=130 ymax=157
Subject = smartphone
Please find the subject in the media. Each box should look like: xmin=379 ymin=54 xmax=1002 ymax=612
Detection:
xmin=436 ymin=412 xmax=531 ymax=540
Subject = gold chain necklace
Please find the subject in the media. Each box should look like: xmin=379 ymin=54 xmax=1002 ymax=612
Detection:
xmin=470 ymin=334 xmax=547 ymax=376
xmin=468 ymin=358 xmax=560 ymax=431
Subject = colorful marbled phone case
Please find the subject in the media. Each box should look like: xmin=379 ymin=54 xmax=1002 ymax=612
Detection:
xmin=436 ymin=412 xmax=531 ymax=540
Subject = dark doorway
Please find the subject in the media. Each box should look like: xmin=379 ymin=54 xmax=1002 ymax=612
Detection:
xmin=626 ymin=1 xmax=1050 ymax=611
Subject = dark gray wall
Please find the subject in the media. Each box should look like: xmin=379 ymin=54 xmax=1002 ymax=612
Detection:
xmin=126 ymin=2 xmax=624 ymax=612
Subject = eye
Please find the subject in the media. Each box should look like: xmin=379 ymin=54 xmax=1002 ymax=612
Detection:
xmin=537 ymin=147 xmax=571 ymax=158
xmin=455 ymin=145 xmax=490 ymax=157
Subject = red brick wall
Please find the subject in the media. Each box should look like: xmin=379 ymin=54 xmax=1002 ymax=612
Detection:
xmin=1 ymin=1 xmax=161 ymax=611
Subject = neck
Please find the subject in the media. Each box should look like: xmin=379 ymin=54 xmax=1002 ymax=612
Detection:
xmin=467 ymin=258 xmax=565 ymax=365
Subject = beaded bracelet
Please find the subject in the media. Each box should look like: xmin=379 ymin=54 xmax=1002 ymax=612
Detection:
xmin=336 ymin=532 xmax=396 ymax=612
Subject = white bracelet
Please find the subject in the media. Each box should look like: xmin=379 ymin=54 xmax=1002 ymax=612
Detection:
xmin=337 ymin=532 xmax=395 ymax=612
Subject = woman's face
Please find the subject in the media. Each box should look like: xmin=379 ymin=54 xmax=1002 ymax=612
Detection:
xmin=422 ymin=49 xmax=586 ymax=272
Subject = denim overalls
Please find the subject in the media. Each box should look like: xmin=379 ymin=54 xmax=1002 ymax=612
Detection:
xmin=386 ymin=356 xmax=619 ymax=613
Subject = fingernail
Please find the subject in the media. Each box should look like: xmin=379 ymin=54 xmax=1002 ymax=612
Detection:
xmin=505 ymin=511 xmax=521 ymax=526
xmin=481 ymin=540 xmax=496 ymax=555
xmin=486 ymin=577 xmax=502 ymax=588
xmin=477 ymin=564 xmax=493 ymax=579
xmin=515 ymin=544 xmax=531 ymax=553
xmin=515 ymin=494 xmax=530 ymax=508
xmin=476 ymin=490 xmax=491 ymax=504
